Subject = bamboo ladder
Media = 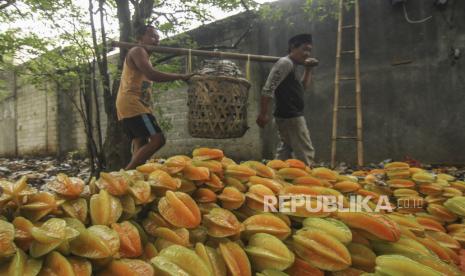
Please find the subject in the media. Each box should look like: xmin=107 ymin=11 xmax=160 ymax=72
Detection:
xmin=331 ymin=0 xmax=364 ymax=168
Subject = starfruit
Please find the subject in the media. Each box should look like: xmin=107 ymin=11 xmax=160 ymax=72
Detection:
xmin=158 ymin=191 xmax=201 ymax=229
xmin=151 ymin=244 xmax=213 ymax=276
xmin=285 ymin=257 xmax=323 ymax=276
xmin=97 ymin=258 xmax=154 ymax=276
xmin=243 ymin=214 xmax=291 ymax=240
xmin=218 ymin=241 xmax=252 ymax=276
xmin=193 ymin=147 xmax=224 ymax=160
xmin=0 ymin=176 xmax=35 ymax=208
xmin=217 ymin=186 xmax=245 ymax=210
xmin=194 ymin=243 xmax=227 ymax=276
xmin=425 ymin=230 xmax=461 ymax=250
xmin=61 ymin=198 xmax=88 ymax=224
xmin=29 ymin=218 xmax=79 ymax=258
xmin=112 ymin=221 xmax=143 ymax=258
xmin=245 ymin=184 xmax=276 ymax=211
xmin=293 ymin=176 xmax=326 ymax=187
xmin=96 ymin=171 xmax=128 ymax=196
xmin=415 ymin=236 xmax=453 ymax=263
xmin=387 ymin=179 xmax=415 ymax=189
xmin=266 ymin=160 xmax=289 ymax=170
xmin=403 ymin=253 xmax=462 ymax=276
xmin=225 ymin=176 xmax=247 ymax=192
xmin=242 ymin=161 xmax=275 ymax=178
xmin=21 ymin=192 xmax=62 ymax=222
xmin=293 ymin=228 xmax=351 ymax=271
xmin=245 ymin=233 xmax=295 ymax=271
xmin=148 ymin=170 xmax=181 ymax=194
xmin=164 ymin=155 xmax=190 ymax=174
xmin=194 ymin=188 xmax=217 ymax=203
xmin=335 ymin=212 xmax=401 ymax=242
xmin=225 ymin=164 xmax=256 ymax=180
xmin=427 ymin=204 xmax=458 ymax=223
xmin=221 ymin=157 xmax=237 ymax=169
xmin=419 ymin=183 xmax=443 ymax=196
xmin=302 ymin=218 xmax=352 ymax=244
xmin=0 ymin=220 xmax=16 ymax=258
xmin=183 ymin=164 xmax=210 ymax=181
xmin=128 ymin=180 xmax=152 ymax=204
xmin=38 ymin=251 xmax=76 ymax=276
xmin=136 ymin=162 xmax=167 ymax=174
xmin=12 ymin=216 xmax=34 ymax=251
xmin=278 ymin=168 xmax=308 ymax=180
xmin=282 ymin=159 xmax=305 ymax=169
xmin=412 ymin=172 xmax=436 ymax=184
xmin=444 ymin=196 xmax=465 ymax=217
xmin=249 ymin=176 xmax=283 ymax=194
xmin=153 ymin=227 xmax=190 ymax=250
xmin=0 ymin=248 xmax=42 ymax=276
xmin=384 ymin=162 xmax=409 ymax=171
xmin=386 ymin=213 xmax=424 ymax=235
xmin=203 ymin=208 xmax=242 ymax=238
xmin=70 ymin=225 xmax=120 ymax=259
xmin=90 ymin=189 xmax=122 ymax=226
xmin=374 ymin=255 xmax=442 ymax=276
xmin=311 ymin=167 xmax=338 ymax=182
xmin=205 ymin=173 xmax=225 ymax=191
xmin=371 ymin=236 xmax=434 ymax=257
xmin=47 ymin=173 xmax=84 ymax=198
xmin=393 ymin=189 xmax=419 ymax=197
xmin=192 ymin=160 xmax=223 ymax=174
xmin=333 ymin=181 xmax=361 ymax=193
xmin=347 ymin=243 xmax=376 ymax=272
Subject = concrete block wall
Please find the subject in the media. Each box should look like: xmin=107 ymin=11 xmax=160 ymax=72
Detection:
xmin=15 ymin=79 xmax=58 ymax=156
xmin=0 ymin=97 xmax=16 ymax=156
xmin=0 ymin=71 xmax=17 ymax=156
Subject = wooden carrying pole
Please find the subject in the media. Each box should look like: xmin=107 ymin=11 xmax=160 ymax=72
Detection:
xmin=111 ymin=41 xmax=280 ymax=63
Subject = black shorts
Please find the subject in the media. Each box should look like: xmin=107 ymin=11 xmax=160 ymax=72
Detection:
xmin=121 ymin=113 xmax=163 ymax=139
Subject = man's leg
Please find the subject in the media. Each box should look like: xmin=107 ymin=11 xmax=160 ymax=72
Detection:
xmin=125 ymin=133 xmax=165 ymax=170
xmin=287 ymin=116 xmax=315 ymax=166
xmin=123 ymin=114 xmax=165 ymax=170
xmin=274 ymin=118 xmax=293 ymax=160
xmin=131 ymin=137 xmax=148 ymax=154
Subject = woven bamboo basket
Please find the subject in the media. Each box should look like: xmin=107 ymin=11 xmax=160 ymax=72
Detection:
xmin=187 ymin=75 xmax=251 ymax=139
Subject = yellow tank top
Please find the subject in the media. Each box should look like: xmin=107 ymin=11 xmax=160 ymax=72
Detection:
xmin=116 ymin=56 xmax=153 ymax=120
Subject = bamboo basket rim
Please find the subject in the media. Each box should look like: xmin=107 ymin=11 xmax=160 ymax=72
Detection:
xmin=189 ymin=75 xmax=251 ymax=88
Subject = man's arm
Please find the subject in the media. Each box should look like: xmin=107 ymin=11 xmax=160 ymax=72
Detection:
xmin=301 ymin=58 xmax=319 ymax=90
xmin=131 ymin=47 xmax=192 ymax=82
xmin=256 ymin=58 xmax=293 ymax=128
xmin=302 ymin=67 xmax=313 ymax=90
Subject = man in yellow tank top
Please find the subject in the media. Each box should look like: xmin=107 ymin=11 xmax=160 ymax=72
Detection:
xmin=116 ymin=25 xmax=194 ymax=170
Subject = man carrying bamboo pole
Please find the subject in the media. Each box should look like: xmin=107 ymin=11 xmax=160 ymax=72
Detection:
xmin=116 ymin=25 xmax=195 ymax=170
xmin=256 ymin=34 xmax=319 ymax=166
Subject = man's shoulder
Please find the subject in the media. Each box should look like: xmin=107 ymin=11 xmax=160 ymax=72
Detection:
xmin=128 ymin=46 xmax=148 ymax=58
xmin=277 ymin=56 xmax=293 ymax=65
xmin=273 ymin=56 xmax=294 ymax=72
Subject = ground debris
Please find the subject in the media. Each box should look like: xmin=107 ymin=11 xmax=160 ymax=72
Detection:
xmin=0 ymin=157 xmax=90 ymax=188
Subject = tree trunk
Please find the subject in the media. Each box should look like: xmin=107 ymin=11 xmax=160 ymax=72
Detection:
xmin=101 ymin=0 xmax=132 ymax=170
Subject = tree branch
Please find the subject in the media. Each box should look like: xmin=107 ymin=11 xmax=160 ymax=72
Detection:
xmin=0 ymin=0 xmax=16 ymax=10
xmin=240 ymin=0 xmax=250 ymax=12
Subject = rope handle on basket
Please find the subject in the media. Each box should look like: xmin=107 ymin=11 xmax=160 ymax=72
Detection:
xmin=246 ymin=54 xmax=251 ymax=81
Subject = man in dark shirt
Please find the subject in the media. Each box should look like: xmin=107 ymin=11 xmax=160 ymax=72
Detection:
xmin=256 ymin=34 xmax=319 ymax=165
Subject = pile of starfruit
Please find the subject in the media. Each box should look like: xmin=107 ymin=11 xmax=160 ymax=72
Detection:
xmin=0 ymin=149 xmax=465 ymax=276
